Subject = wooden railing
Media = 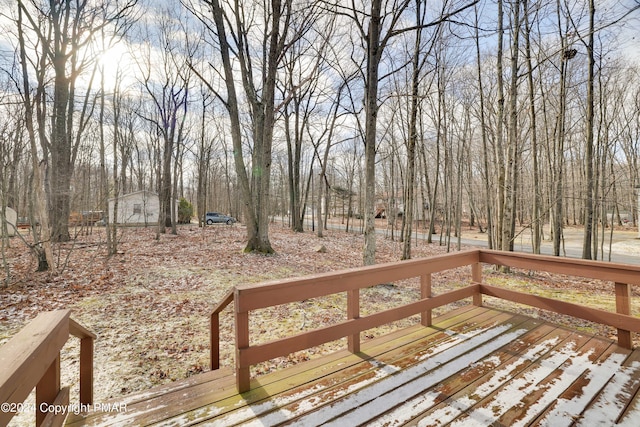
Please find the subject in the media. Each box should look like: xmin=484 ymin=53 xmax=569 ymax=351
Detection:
xmin=210 ymin=288 xmax=234 ymax=370
xmin=210 ymin=249 xmax=640 ymax=393
xmin=0 ymin=310 xmax=95 ymax=427
xmin=476 ymin=250 xmax=640 ymax=349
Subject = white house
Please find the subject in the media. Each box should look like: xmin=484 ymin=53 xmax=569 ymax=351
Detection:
xmin=1 ymin=206 xmax=17 ymax=237
xmin=108 ymin=190 xmax=160 ymax=225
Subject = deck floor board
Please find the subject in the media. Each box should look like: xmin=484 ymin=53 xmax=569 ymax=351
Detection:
xmin=65 ymin=306 xmax=640 ymax=426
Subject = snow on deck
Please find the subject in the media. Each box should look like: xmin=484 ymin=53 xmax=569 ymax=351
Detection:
xmin=66 ymin=306 xmax=640 ymax=426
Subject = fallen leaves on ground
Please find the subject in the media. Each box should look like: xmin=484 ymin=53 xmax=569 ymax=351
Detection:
xmin=0 ymin=222 xmax=632 ymax=405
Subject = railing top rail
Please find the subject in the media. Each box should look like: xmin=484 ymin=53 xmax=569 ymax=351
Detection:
xmin=230 ymin=248 xmax=640 ymax=313
xmin=0 ymin=310 xmax=96 ymax=426
xmin=0 ymin=310 xmax=70 ymax=405
xmin=478 ymin=249 xmax=640 ymax=285
xmin=69 ymin=317 xmax=97 ymax=339
xmin=211 ymin=288 xmax=234 ymax=316
xmin=235 ymin=250 xmax=480 ymax=312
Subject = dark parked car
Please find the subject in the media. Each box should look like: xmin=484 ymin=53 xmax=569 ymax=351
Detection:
xmin=204 ymin=212 xmax=236 ymax=225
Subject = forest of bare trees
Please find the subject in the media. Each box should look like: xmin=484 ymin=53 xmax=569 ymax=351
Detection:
xmin=1 ymin=0 xmax=639 ymax=278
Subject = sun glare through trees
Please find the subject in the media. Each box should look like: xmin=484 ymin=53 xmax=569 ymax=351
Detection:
xmin=0 ymin=0 xmax=639 ymax=272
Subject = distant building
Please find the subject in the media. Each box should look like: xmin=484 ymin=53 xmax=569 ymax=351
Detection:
xmin=607 ymin=212 xmax=632 ymax=224
xmin=1 ymin=207 xmax=17 ymax=237
xmin=108 ymin=191 xmax=161 ymax=225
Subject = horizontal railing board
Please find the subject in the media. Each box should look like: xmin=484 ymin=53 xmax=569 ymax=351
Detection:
xmin=241 ymin=306 xmax=491 ymax=392
xmin=229 ymin=248 xmax=640 ymax=391
xmin=479 ymin=284 xmax=640 ymax=333
xmin=235 ymin=250 xmax=480 ymax=312
xmin=240 ymin=286 xmax=479 ymax=366
xmin=478 ymin=250 xmax=640 ymax=285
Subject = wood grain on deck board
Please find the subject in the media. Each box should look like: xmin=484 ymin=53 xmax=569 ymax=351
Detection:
xmin=66 ymin=306 xmax=640 ymax=427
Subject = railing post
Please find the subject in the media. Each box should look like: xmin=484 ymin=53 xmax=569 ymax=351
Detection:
xmin=210 ymin=311 xmax=220 ymax=370
xmin=615 ymin=282 xmax=632 ymax=349
xmin=79 ymin=336 xmax=94 ymax=405
xmin=235 ymin=292 xmax=250 ymax=393
xmin=36 ymin=355 xmax=61 ymax=426
xmin=347 ymin=289 xmax=360 ymax=353
xmin=210 ymin=289 xmax=234 ymax=371
xmin=69 ymin=317 xmax=96 ymax=407
xmin=421 ymin=274 xmax=432 ymax=326
xmin=472 ymin=262 xmax=483 ymax=306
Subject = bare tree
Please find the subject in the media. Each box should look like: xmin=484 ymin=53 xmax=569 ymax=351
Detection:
xmin=15 ymin=0 xmax=137 ymax=244
xmin=336 ymin=0 xmax=478 ymax=265
xmin=523 ymin=0 xmax=541 ymax=254
xmin=16 ymin=4 xmax=53 ymax=270
xmin=136 ymin=8 xmax=192 ymax=235
xmin=502 ymin=0 xmax=522 ymax=252
xmin=582 ymin=0 xmax=596 ymax=259
xmin=552 ymin=0 xmax=571 ymax=256
xmin=313 ymin=81 xmax=349 ymax=238
xmin=186 ymin=0 xmax=319 ymax=253
xmin=473 ymin=3 xmax=494 ymax=249
xmin=281 ymin=34 xmax=326 ymax=233
xmin=195 ymin=88 xmax=215 ymax=227
xmin=400 ymin=0 xmax=439 ymax=259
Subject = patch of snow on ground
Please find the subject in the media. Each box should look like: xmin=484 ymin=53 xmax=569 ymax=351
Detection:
xmin=610 ymin=241 xmax=640 ymax=257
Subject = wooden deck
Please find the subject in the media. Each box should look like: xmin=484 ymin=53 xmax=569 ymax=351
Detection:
xmin=6 ymin=249 xmax=640 ymax=427
xmin=66 ymin=305 xmax=640 ymax=426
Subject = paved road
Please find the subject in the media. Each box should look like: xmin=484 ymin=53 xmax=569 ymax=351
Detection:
xmin=443 ymin=233 xmax=640 ymax=265
xmin=316 ymin=219 xmax=640 ymax=266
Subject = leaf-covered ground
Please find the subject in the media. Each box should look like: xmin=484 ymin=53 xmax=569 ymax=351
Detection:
xmin=0 ymin=222 xmax=633 ymax=408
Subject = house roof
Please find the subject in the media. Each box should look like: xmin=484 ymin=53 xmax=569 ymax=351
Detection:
xmin=108 ymin=190 xmax=158 ymax=202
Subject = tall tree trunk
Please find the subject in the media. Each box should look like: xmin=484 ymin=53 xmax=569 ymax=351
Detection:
xmin=524 ymin=0 xmax=541 ymax=253
xmin=553 ymin=0 xmax=568 ymax=256
xmin=159 ymin=135 xmax=173 ymax=233
xmin=200 ymin=0 xmax=289 ymax=253
xmin=401 ymin=0 xmax=424 ymax=260
xmin=582 ymin=0 xmax=596 ymax=259
xmin=197 ymin=94 xmax=211 ymax=227
xmin=284 ymin=94 xmax=304 ymax=232
xmin=502 ymin=0 xmax=521 ymax=252
xmin=362 ymin=0 xmax=383 ymax=266
xmin=50 ymin=66 xmax=72 ymax=242
xmin=316 ymin=169 xmax=323 ymax=238
xmin=474 ymin=4 xmax=493 ymax=249
xmin=495 ymin=0 xmax=506 ymax=251
xmin=99 ymin=67 xmax=115 ymax=255
xmin=17 ymin=3 xmax=53 ymax=271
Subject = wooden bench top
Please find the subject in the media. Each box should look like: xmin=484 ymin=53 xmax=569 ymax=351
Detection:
xmin=66 ymin=305 xmax=640 ymax=426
